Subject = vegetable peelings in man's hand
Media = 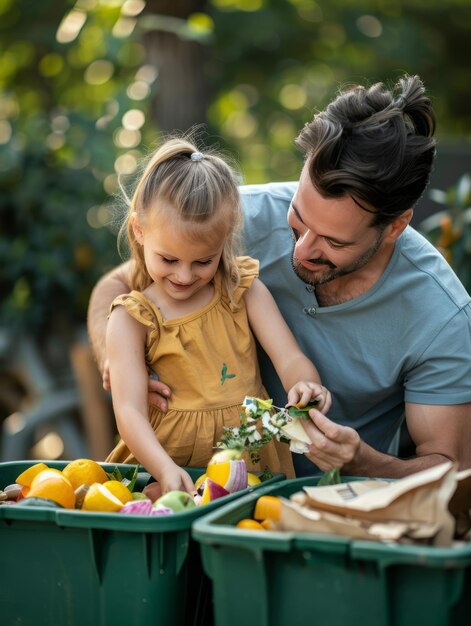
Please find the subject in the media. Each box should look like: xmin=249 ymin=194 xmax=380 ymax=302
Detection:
xmin=217 ymin=396 xmax=322 ymax=463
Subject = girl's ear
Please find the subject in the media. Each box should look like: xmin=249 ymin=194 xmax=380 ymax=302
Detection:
xmin=131 ymin=212 xmax=144 ymax=244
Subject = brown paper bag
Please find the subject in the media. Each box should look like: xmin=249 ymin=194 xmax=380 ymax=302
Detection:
xmin=277 ymin=462 xmax=458 ymax=546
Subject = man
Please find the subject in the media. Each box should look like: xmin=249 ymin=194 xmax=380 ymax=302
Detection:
xmin=88 ymin=74 xmax=471 ymax=477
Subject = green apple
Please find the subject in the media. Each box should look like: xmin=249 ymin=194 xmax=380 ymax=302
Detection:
xmin=155 ymin=490 xmax=197 ymax=512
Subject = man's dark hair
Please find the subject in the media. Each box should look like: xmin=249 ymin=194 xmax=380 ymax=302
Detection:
xmin=295 ymin=75 xmax=436 ymax=227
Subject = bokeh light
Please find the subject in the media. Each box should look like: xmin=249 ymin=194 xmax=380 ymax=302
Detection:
xmin=84 ymin=59 xmax=114 ymax=85
xmin=357 ymin=15 xmax=383 ymax=38
xmin=114 ymin=151 xmax=138 ymax=175
xmin=0 ymin=120 xmax=12 ymax=144
xmin=56 ymin=10 xmax=87 ymax=44
xmin=122 ymin=108 xmax=145 ymax=130
xmin=279 ymin=84 xmax=307 ymax=110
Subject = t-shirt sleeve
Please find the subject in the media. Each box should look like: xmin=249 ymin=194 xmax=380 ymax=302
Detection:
xmin=404 ymin=305 xmax=471 ymax=405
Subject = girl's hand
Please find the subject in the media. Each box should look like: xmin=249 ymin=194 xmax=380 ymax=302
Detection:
xmin=158 ymin=463 xmax=198 ymax=497
xmin=286 ymin=381 xmax=332 ymax=414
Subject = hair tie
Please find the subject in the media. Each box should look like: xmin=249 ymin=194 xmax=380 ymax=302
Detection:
xmin=190 ymin=151 xmax=204 ymax=162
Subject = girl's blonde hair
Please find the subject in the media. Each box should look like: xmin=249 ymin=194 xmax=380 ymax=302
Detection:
xmin=118 ymin=136 xmax=243 ymax=303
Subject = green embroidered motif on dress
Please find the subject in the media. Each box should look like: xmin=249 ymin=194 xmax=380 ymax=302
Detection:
xmin=220 ymin=363 xmax=236 ymax=384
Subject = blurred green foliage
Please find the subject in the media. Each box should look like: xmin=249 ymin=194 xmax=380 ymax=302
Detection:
xmin=0 ymin=0 xmax=152 ymax=334
xmin=420 ymin=175 xmax=471 ymax=293
xmin=0 ymin=0 xmax=470 ymax=334
xmin=206 ymin=0 xmax=470 ymax=182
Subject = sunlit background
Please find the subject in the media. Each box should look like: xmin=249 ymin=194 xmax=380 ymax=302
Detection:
xmin=1 ymin=0 xmax=470 ymax=460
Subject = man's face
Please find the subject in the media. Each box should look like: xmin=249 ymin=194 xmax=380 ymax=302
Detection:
xmin=287 ymin=166 xmax=386 ymax=286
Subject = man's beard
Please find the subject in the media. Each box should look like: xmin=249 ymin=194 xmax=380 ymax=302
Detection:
xmin=291 ymin=230 xmax=385 ymax=287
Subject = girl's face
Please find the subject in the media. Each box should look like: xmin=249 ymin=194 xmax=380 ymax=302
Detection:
xmin=132 ymin=209 xmax=226 ymax=302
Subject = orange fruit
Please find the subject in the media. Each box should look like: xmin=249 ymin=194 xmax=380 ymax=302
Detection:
xmin=260 ymin=519 xmax=275 ymax=530
xmin=30 ymin=468 xmax=65 ymax=488
xmin=15 ymin=462 xmax=49 ymax=487
xmin=235 ymin=518 xmax=265 ymax=531
xmin=253 ymin=495 xmax=281 ymax=521
xmin=62 ymin=459 xmax=108 ymax=490
xmin=17 ymin=485 xmax=30 ymax=501
xmin=27 ymin=474 xmax=75 ymax=509
xmin=247 ymin=472 xmax=261 ymax=486
xmin=103 ymin=480 xmax=133 ymax=505
xmin=82 ymin=483 xmax=124 ymax=512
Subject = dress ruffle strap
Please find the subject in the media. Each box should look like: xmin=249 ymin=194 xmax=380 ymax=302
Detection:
xmin=227 ymin=256 xmax=260 ymax=309
xmin=110 ymin=291 xmax=161 ymax=345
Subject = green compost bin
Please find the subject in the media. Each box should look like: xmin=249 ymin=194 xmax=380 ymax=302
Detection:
xmin=0 ymin=459 xmax=285 ymax=626
xmin=192 ymin=475 xmax=471 ymax=626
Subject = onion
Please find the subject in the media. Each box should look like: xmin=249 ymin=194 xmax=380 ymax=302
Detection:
xmin=224 ymin=460 xmax=248 ymax=493
xmin=119 ymin=499 xmax=154 ymax=515
xmin=150 ymin=504 xmax=173 ymax=516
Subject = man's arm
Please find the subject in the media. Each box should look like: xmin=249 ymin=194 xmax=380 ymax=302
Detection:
xmin=302 ymin=401 xmax=471 ymax=477
xmin=87 ymin=261 xmax=132 ymax=373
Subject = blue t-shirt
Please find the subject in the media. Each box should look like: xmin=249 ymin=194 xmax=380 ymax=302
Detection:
xmin=240 ymin=182 xmax=471 ymax=475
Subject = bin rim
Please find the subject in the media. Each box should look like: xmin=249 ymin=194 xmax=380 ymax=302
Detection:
xmin=0 ymin=459 xmax=285 ymax=532
xmin=192 ymin=475 xmax=471 ymax=565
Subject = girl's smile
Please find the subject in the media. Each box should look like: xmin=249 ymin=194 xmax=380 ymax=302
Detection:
xmin=132 ymin=210 xmax=226 ymax=310
xmin=168 ymin=279 xmax=198 ymax=291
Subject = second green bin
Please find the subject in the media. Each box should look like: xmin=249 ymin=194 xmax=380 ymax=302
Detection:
xmin=192 ymin=475 xmax=471 ymax=626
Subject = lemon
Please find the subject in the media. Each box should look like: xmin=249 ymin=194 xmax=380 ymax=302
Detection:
xmin=30 ymin=468 xmax=65 ymax=487
xmin=103 ymin=480 xmax=133 ymax=504
xmin=82 ymin=483 xmax=124 ymax=512
xmin=62 ymin=459 xmax=108 ymax=490
xmin=15 ymin=462 xmax=49 ymax=487
xmin=247 ymin=472 xmax=261 ymax=486
xmin=27 ymin=473 xmax=76 ymax=509
xmin=206 ymin=463 xmax=230 ymax=487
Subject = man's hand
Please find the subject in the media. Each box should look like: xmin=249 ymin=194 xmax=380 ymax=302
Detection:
xmin=302 ymin=409 xmax=360 ymax=472
xmin=103 ymin=359 xmax=172 ymax=412
xmin=302 ymin=402 xmax=471 ymax=478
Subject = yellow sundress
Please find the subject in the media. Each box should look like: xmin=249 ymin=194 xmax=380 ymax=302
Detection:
xmin=106 ymin=256 xmax=295 ymax=478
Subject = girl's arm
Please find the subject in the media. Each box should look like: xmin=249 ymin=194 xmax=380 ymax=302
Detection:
xmin=106 ymin=306 xmax=196 ymax=495
xmin=244 ymin=278 xmax=331 ymax=411
xmin=88 ymin=261 xmax=172 ymax=411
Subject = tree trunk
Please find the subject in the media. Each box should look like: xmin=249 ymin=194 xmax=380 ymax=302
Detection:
xmin=142 ymin=0 xmax=211 ymax=132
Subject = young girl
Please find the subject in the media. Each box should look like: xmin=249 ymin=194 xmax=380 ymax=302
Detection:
xmin=105 ymin=136 xmax=331 ymax=495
